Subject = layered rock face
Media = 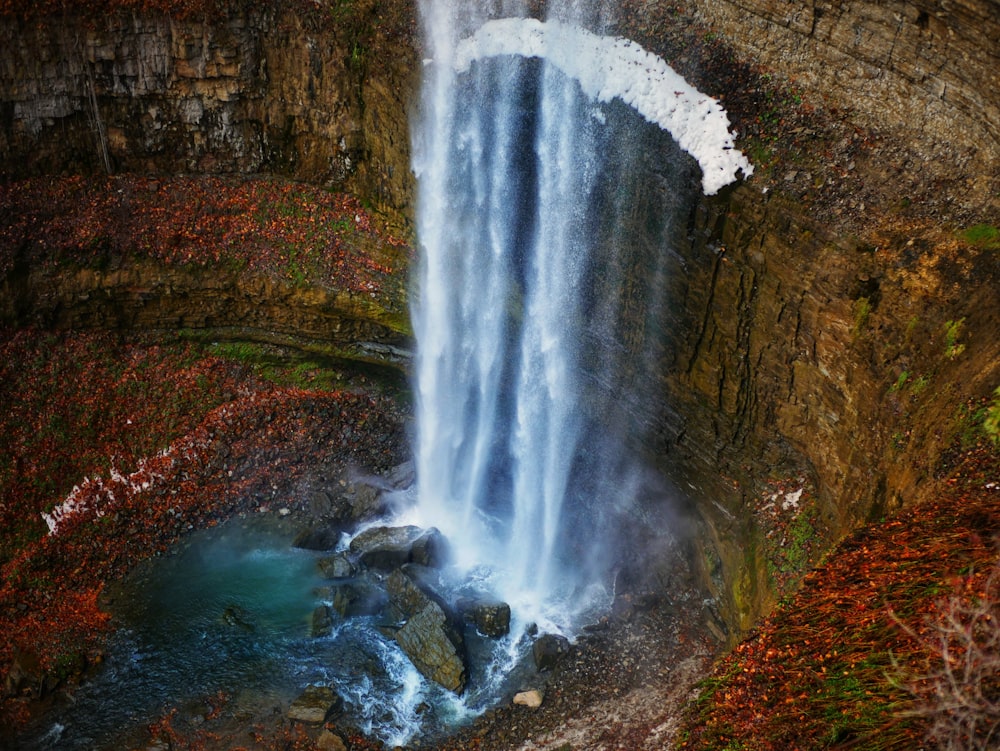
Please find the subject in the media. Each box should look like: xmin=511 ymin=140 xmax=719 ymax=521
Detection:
xmin=686 ymin=0 xmax=999 ymax=168
xmin=0 ymin=3 xmax=415 ymax=211
xmin=0 ymin=259 xmax=409 ymax=355
xmin=653 ymin=188 xmax=999 ymax=635
xmin=617 ymin=0 xmax=1000 ymax=635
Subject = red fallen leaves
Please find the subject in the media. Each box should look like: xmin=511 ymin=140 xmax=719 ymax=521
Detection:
xmin=0 ymin=328 xmax=406 ymax=732
xmin=680 ymin=442 xmax=1000 ymax=750
xmin=0 ymin=175 xmax=410 ymax=303
xmin=0 ymin=327 xmax=255 ymax=555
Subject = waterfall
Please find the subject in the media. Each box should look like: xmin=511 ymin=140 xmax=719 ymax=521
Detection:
xmin=412 ymin=0 xmax=596 ymax=625
xmin=410 ymin=0 xmax=750 ymax=629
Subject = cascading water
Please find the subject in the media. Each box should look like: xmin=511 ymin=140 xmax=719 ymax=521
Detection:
xmin=409 ymin=0 xmax=750 ymax=636
xmin=412 ymin=1 xmax=604 ymax=624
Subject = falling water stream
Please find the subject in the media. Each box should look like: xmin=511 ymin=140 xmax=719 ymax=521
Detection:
xmin=407 ymin=0 xmax=749 ymax=636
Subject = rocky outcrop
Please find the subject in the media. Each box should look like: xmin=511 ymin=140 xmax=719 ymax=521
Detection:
xmin=287 ymin=684 xmax=341 ymax=723
xmin=0 ymin=259 xmax=410 ymax=368
xmin=634 ymin=182 xmax=1000 ymax=636
xmin=533 ymin=633 xmax=571 ymax=672
xmin=0 ymin=2 xmax=416 ymax=212
xmin=385 ymin=568 xmax=467 ymax=693
xmin=601 ymin=0 xmax=1000 ymax=638
xmin=460 ymin=598 xmax=511 ymax=638
xmin=348 ymin=525 xmax=447 ymax=570
xmin=681 ymin=0 xmax=999 ymax=170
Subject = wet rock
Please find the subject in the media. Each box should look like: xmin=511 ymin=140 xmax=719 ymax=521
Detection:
xmin=533 ymin=633 xmax=571 ymax=672
xmin=343 ymin=480 xmax=391 ymax=524
xmin=308 ymin=475 xmax=397 ymax=530
xmin=410 ymin=527 xmax=449 ymax=567
xmin=293 ymin=523 xmax=342 ymax=551
xmin=513 ymin=688 xmax=544 ymax=708
xmin=393 ymin=606 xmax=467 ymax=693
xmin=459 ymin=598 xmax=512 ymax=638
xmin=307 ymin=489 xmax=341 ymax=520
xmin=4 ymin=647 xmax=44 ymax=698
xmin=385 ymin=568 xmax=467 ymax=693
xmin=329 ymin=583 xmax=360 ymax=618
xmin=317 ymin=552 xmax=355 ymax=579
xmin=349 ymin=524 xmax=421 ymax=569
xmin=385 ymin=459 xmax=416 ymax=490
xmin=287 ymin=685 xmax=341 ymax=723
xmin=221 ymin=604 xmax=255 ymax=632
xmin=317 ymin=730 xmax=347 ymax=751
xmin=311 ymin=605 xmax=334 ymax=637
xmin=349 ymin=525 xmax=447 ymax=570
xmin=317 ymin=577 xmax=387 ymax=618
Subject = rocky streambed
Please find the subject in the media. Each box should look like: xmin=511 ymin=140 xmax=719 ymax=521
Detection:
xmin=207 ymin=465 xmax=715 ymax=751
xmin=13 ymin=441 xmax=716 ymax=751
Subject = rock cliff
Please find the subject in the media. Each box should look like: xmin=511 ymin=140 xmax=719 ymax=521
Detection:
xmin=686 ymin=0 xmax=999 ymax=168
xmin=0 ymin=1 xmax=416 ymax=212
xmin=615 ymin=0 xmax=1000 ymax=635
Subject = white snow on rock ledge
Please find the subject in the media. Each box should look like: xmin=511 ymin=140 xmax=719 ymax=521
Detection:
xmin=453 ymin=18 xmax=753 ymax=195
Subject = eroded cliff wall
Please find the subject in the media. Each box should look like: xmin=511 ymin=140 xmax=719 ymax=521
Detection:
xmin=687 ymin=0 xmax=999 ymax=170
xmin=0 ymin=2 xmax=416 ymax=211
xmin=618 ymin=0 xmax=1000 ymax=635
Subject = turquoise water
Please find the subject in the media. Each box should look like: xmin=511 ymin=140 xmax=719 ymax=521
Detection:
xmin=23 ymin=514 xmax=466 ymax=749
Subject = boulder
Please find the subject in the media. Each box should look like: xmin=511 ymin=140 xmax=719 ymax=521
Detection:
xmin=293 ymin=524 xmax=342 ymax=551
xmin=287 ymin=685 xmax=341 ymax=723
xmin=317 ymin=579 xmax=386 ymax=618
xmin=349 ymin=525 xmax=421 ymax=569
xmin=411 ymin=528 xmax=448 ymax=567
xmin=459 ymin=598 xmax=511 ymax=638
xmin=305 ymin=476 xmax=393 ymax=529
xmin=4 ymin=647 xmax=44 ymax=698
xmin=393 ymin=606 xmax=467 ymax=693
xmin=384 ymin=459 xmax=416 ymax=490
xmin=311 ymin=605 xmax=334 ymax=638
xmin=533 ymin=633 xmax=571 ymax=671
xmin=221 ymin=604 xmax=255 ymax=632
xmin=316 ymin=730 xmax=347 ymax=751
xmin=317 ymin=552 xmax=356 ymax=579
xmin=330 ymin=584 xmax=360 ymax=618
xmin=345 ymin=481 xmax=390 ymax=523
xmin=349 ymin=525 xmax=447 ymax=570
xmin=513 ymin=688 xmax=544 ymax=708
xmin=305 ymin=489 xmax=355 ymax=527
xmin=306 ymin=489 xmax=339 ymax=519
xmin=385 ymin=569 xmax=467 ymax=693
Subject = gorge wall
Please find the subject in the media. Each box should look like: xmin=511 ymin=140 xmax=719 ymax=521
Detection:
xmin=0 ymin=1 xmax=416 ymax=212
xmin=2 ymin=0 xmax=998 ymax=640
xmin=688 ymin=0 xmax=999 ymax=168
xmin=624 ymin=0 xmax=1000 ymax=635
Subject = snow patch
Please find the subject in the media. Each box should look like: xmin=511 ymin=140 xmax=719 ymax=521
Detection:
xmin=453 ymin=18 xmax=753 ymax=195
xmin=781 ymin=488 xmax=803 ymax=511
xmin=41 ymin=434 xmax=208 ymax=535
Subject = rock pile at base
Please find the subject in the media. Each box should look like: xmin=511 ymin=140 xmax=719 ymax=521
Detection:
xmin=385 ymin=567 xmax=467 ymax=693
xmin=286 ymin=466 xmax=578 ymax=703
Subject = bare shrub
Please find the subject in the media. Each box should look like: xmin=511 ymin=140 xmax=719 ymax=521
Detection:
xmin=899 ymin=561 xmax=1000 ymax=750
